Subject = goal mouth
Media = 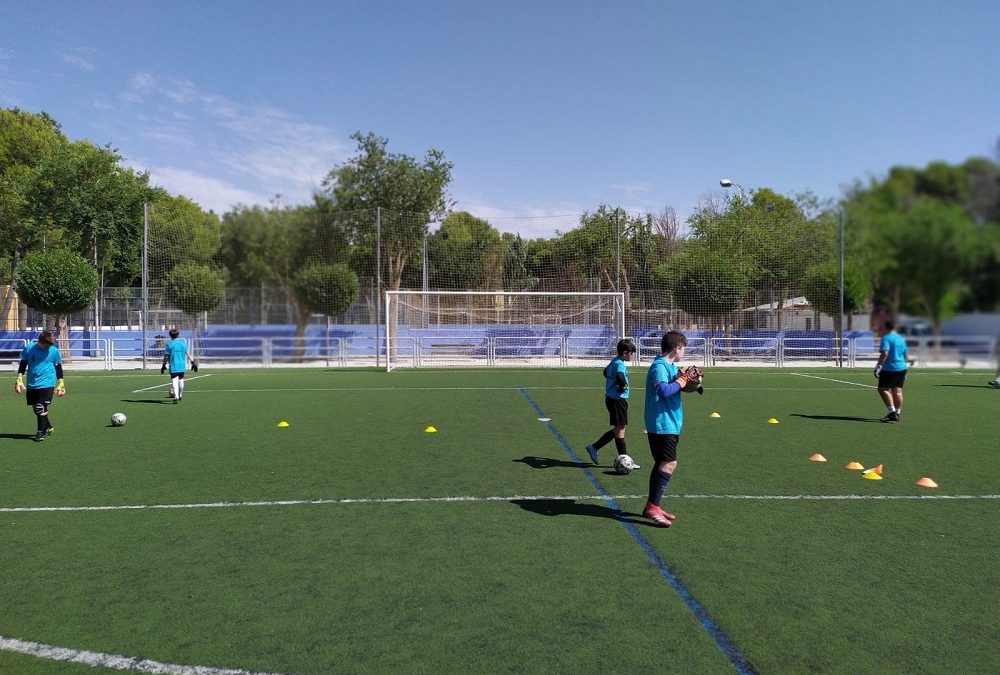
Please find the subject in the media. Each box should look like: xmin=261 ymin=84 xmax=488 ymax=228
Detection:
xmin=384 ymin=291 xmax=626 ymax=370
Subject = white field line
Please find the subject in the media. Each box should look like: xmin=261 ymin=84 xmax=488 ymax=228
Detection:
xmin=0 ymin=635 xmax=279 ymax=675
xmin=143 ymin=386 xmax=871 ymax=394
xmin=131 ymin=374 xmax=213 ymax=393
xmin=791 ymin=372 xmax=876 ymax=388
xmin=3 ymin=493 xmax=999 ymax=513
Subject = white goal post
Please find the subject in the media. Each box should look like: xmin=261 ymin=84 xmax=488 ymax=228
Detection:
xmin=385 ymin=291 xmax=626 ymax=370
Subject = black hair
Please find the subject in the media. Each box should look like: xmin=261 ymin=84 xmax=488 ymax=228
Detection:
xmin=885 ymin=320 xmax=895 ymax=331
xmin=169 ymin=328 xmax=180 ymax=338
xmin=616 ymin=339 xmax=635 ymax=357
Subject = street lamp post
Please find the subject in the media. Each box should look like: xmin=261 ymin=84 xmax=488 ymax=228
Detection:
xmin=720 ymin=178 xmax=749 ymax=202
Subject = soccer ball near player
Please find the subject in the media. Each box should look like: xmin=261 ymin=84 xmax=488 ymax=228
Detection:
xmin=110 ymin=412 xmax=127 ymax=427
xmin=613 ymin=454 xmax=637 ymax=475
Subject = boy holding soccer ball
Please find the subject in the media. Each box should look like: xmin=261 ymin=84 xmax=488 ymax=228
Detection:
xmin=160 ymin=328 xmax=197 ymax=403
xmin=13 ymin=330 xmax=65 ymax=442
xmin=585 ymin=339 xmax=638 ymax=469
xmin=642 ymin=331 xmax=703 ymax=527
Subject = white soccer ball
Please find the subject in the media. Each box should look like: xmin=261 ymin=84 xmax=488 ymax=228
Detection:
xmin=613 ymin=454 xmax=636 ymax=475
xmin=110 ymin=412 xmax=127 ymax=427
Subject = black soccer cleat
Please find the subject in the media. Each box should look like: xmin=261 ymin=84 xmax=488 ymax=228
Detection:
xmin=879 ymin=412 xmax=899 ymax=423
xmin=33 ymin=432 xmax=45 ymax=442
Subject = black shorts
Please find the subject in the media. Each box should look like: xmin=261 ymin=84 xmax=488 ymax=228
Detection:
xmin=605 ymin=397 xmax=628 ymax=426
xmin=169 ymin=372 xmax=186 ymax=379
xmin=26 ymin=387 xmax=54 ymax=407
xmin=647 ymin=432 xmax=679 ymax=463
xmin=878 ymin=369 xmax=907 ymax=389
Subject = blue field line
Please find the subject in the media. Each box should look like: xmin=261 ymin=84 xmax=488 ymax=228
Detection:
xmin=518 ymin=388 xmax=756 ymax=675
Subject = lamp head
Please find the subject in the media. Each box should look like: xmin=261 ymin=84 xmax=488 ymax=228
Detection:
xmin=720 ymin=179 xmax=733 ymax=188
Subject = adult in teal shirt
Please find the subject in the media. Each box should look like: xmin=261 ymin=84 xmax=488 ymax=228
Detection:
xmin=874 ymin=319 xmax=908 ymax=422
xmin=14 ymin=330 xmax=65 ymax=442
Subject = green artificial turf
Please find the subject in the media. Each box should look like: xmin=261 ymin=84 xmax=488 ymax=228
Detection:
xmin=2 ymin=367 xmax=998 ymax=673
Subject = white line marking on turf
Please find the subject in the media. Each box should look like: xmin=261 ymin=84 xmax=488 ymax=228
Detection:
xmin=131 ymin=374 xmax=213 ymax=393
xmin=4 ymin=493 xmax=998 ymax=513
xmin=791 ymin=372 xmax=875 ymax=388
xmin=0 ymin=635 xmax=280 ymax=675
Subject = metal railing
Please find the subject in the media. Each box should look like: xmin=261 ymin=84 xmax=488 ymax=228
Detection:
xmin=4 ymin=333 xmax=989 ymax=371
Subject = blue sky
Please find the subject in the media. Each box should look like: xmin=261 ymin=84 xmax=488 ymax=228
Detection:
xmin=2 ymin=0 xmax=997 ymax=237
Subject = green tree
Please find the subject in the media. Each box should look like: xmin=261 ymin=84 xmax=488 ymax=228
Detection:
xmin=801 ymin=260 xmax=870 ymax=332
xmin=653 ymin=242 xmax=748 ymax=329
xmin=163 ymin=263 xmax=226 ymax=315
xmin=0 ymin=108 xmax=67 ymax=324
xmin=685 ymin=189 xmax=834 ymax=329
xmin=148 ymin=193 xmax=222 ymax=282
xmin=20 ymin=139 xmax=154 ymax=285
xmin=319 ymin=132 xmax=452 ymax=353
xmin=427 ymin=211 xmax=503 ymax=290
xmin=221 ymin=204 xmax=347 ymax=357
xmin=15 ymin=249 xmax=98 ymax=350
xmin=846 ymin=158 xmax=1000 ymax=324
xmin=291 ymin=263 xmax=359 ymax=318
xmin=320 ymin=131 xmax=452 ymax=293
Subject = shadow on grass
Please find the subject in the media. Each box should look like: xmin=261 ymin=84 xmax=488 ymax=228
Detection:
xmin=790 ymin=413 xmax=880 ymax=423
xmin=0 ymin=432 xmax=37 ymax=440
xmin=935 ymin=384 xmax=997 ymax=389
xmin=120 ymin=398 xmax=175 ymax=404
xmin=511 ymin=498 xmax=655 ymax=527
xmin=513 ymin=455 xmax=590 ymax=469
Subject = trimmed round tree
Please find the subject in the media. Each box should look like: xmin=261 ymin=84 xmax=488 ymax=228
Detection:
xmin=163 ymin=263 xmax=225 ymax=316
xmin=291 ymin=262 xmax=359 ymax=318
xmin=290 ymin=263 xmax=359 ymax=361
xmin=15 ymin=248 xmax=99 ymax=318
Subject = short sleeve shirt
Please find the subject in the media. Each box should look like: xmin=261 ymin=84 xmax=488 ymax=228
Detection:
xmin=164 ymin=338 xmax=188 ymax=373
xmin=20 ymin=341 xmax=62 ymax=389
xmin=879 ymin=332 xmax=908 ymax=372
xmin=603 ymin=356 xmax=629 ymax=399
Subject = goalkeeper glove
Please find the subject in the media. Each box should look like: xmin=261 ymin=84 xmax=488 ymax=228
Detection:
xmin=14 ymin=374 xmax=24 ymax=393
xmin=873 ymin=365 xmax=882 ymax=378
xmin=160 ymin=365 xmax=166 ymax=375
xmin=55 ymin=378 xmax=65 ymax=396
xmin=191 ymin=361 xmax=198 ymax=372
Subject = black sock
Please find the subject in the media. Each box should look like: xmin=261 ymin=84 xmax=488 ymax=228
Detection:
xmin=36 ymin=415 xmax=47 ymax=433
xmin=593 ymin=430 xmax=615 ymax=449
xmin=614 ymin=437 xmax=626 ymax=455
xmin=647 ymin=470 xmax=672 ymax=506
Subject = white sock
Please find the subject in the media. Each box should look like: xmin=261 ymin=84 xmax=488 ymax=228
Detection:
xmin=179 ymin=379 xmax=185 ymax=397
xmin=172 ymin=377 xmax=180 ymax=398
xmin=886 ymin=405 xmax=896 ymax=413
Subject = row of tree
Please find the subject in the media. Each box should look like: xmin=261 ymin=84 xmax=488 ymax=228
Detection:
xmin=2 ymin=105 xmax=999 ymax=345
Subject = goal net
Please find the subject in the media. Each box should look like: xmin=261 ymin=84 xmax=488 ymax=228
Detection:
xmin=385 ymin=291 xmax=625 ymax=370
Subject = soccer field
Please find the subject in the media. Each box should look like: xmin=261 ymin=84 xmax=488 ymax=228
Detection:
xmin=2 ymin=367 xmax=998 ymax=674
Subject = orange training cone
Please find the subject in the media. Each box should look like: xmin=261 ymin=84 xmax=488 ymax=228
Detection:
xmin=916 ymin=477 xmax=938 ymax=488
xmin=809 ymin=453 xmax=827 ymax=462
xmin=863 ymin=464 xmax=883 ymax=476
xmin=845 ymin=461 xmax=865 ymax=470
